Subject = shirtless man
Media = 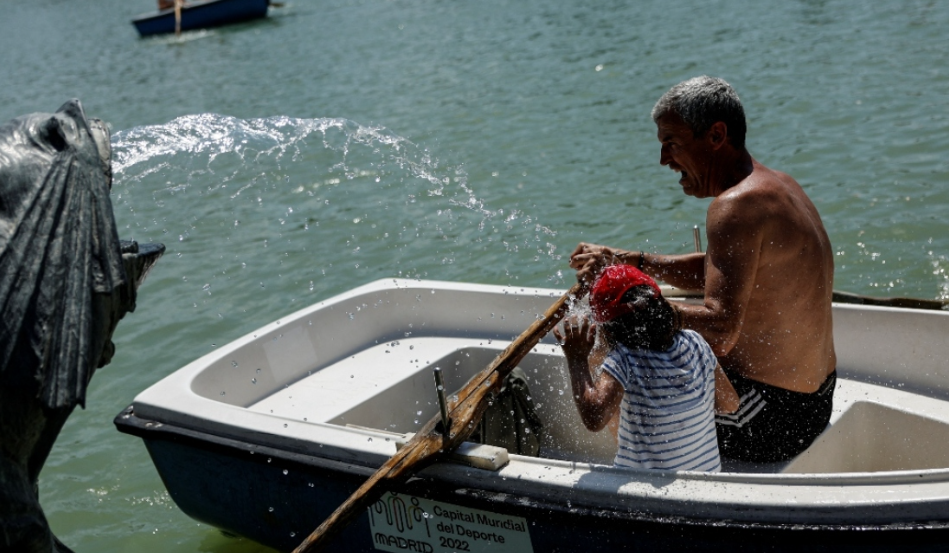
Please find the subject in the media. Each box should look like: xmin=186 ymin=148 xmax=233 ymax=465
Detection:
xmin=570 ymin=76 xmax=836 ymax=463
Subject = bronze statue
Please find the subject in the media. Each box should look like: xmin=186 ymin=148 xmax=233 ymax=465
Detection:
xmin=0 ymin=100 xmax=164 ymax=552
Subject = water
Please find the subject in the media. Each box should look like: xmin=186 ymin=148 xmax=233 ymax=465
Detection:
xmin=1 ymin=0 xmax=948 ymax=550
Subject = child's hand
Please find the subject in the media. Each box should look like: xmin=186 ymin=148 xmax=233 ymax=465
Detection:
xmin=553 ymin=314 xmax=597 ymax=362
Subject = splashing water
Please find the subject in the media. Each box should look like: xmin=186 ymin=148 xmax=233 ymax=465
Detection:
xmin=110 ymin=114 xmax=566 ymax=342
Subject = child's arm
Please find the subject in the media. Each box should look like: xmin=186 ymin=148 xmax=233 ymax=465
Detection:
xmin=714 ymin=362 xmax=740 ymax=414
xmin=554 ymin=315 xmax=624 ymax=432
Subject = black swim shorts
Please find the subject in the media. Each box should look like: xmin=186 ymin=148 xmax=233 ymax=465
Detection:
xmin=715 ymin=369 xmax=836 ymax=463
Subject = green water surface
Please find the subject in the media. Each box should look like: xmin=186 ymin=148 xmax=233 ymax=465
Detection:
xmin=1 ymin=0 xmax=948 ymax=550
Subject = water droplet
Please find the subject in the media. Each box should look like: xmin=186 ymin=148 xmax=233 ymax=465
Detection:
xmin=269 ymin=506 xmax=274 ymax=512
xmin=232 ymin=361 xmax=239 ymax=367
xmin=251 ymin=378 xmax=257 ymax=384
xmin=283 ymin=469 xmax=288 ymax=475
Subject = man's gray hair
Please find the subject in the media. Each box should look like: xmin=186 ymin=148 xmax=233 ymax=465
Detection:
xmin=651 ymin=76 xmax=747 ymax=150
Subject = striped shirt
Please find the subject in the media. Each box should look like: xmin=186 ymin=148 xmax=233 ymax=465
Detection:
xmin=601 ymin=330 xmax=721 ymax=472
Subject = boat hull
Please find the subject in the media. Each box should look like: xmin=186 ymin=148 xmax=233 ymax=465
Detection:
xmin=116 ymin=408 xmax=949 ymax=552
xmin=131 ymin=0 xmax=269 ymax=37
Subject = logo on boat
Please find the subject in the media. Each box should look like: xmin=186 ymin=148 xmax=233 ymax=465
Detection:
xmin=369 ymin=492 xmax=533 ymax=553
xmin=372 ymin=493 xmax=431 ymax=536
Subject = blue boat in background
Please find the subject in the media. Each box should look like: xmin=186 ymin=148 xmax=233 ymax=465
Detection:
xmin=132 ymin=0 xmax=270 ymax=37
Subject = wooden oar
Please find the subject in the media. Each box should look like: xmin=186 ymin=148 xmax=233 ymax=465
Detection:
xmin=831 ymin=290 xmax=949 ymax=311
xmin=293 ymin=282 xmax=586 ymax=553
xmin=665 ymin=287 xmax=948 ymax=311
xmin=174 ymin=0 xmax=182 ymax=36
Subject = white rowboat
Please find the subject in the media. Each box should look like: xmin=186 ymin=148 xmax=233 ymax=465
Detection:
xmin=116 ymin=278 xmax=949 ymax=552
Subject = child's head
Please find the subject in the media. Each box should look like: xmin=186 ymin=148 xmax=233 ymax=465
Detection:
xmin=590 ymin=265 xmax=677 ymax=351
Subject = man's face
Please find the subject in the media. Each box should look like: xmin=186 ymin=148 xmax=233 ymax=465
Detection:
xmin=656 ymin=113 xmax=716 ymax=198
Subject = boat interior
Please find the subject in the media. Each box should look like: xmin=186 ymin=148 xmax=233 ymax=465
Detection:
xmin=241 ymin=337 xmax=949 ymax=474
xmin=175 ymin=280 xmax=949 ymax=477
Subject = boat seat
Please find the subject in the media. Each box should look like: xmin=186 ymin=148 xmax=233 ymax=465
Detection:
xmin=725 ymin=376 xmax=949 ymax=474
xmin=246 ymin=337 xmax=490 ymax=428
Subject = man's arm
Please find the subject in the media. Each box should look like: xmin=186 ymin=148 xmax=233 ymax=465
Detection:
xmin=641 ymin=251 xmax=705 ymax=292
xmin=570 ymin=243 xmax=705 ymax=291
xmin=676 ymin=193 xmax=764 ymax=357
xmin=568 ymin=187 xmax=764 ymax=358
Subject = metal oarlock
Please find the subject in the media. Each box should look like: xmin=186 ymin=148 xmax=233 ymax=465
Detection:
xmin=693 ymin=225 xmax=703 ymax=253
xmin=433 ymin=367 xmax=451 ymax=436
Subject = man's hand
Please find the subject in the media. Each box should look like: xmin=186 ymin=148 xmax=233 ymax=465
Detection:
xmin=553 ymin=314 xmax=597 ymax=363
xmin=569 ymin=242 xmax=619 ymax=284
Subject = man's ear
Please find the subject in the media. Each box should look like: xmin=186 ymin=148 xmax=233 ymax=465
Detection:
xmin=707 ymin=121 xmax=728 ymax=150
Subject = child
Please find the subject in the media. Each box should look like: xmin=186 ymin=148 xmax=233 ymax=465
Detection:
xmin=554 ymin=265 xmax=738 ymax=472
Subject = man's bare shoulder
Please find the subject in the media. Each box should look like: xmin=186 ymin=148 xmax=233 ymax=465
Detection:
xmin=711 ymin=163 xmax=797 ymax=219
